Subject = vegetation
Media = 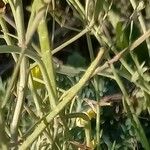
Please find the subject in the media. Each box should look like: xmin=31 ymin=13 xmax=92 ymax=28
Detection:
xmin=0 ymin=0 xmax=150 ymax=149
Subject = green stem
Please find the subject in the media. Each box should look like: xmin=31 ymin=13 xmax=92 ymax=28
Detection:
xmin=10 ymin=58 xmax=28 ymax=143
xmin=52 ymin=28 xmax=89 ymax=54
xmin=9 ymin=0 xmax=27 ymax=146
xmin=38 ymin=17 xmax=57 ymax=108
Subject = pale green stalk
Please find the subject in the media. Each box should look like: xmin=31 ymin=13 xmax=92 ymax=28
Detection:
xmin=52 ymin=28 xmax=90 ymax=54
xmin=25 ymin=8 xmax=46 ymax=45
xmin=25 ymin=1 xmax=58 ymax=111
xmin=27 ymin=0 xmax=57 ymax=109
xmin=38 ymin=17 xmax=57 ymax=108
xmin=9 ymin=0 xmax=27 ymax=145
xmin=10 ymin=58 xmax=27 ymax=143
xmin=36 ymin=3 xmax=71 ymax=147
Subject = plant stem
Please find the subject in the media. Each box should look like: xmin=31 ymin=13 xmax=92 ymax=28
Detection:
xmin=52 ymin=28 xmax=89 ymax=54
xmin=9 ymin=0 xmax=27 ymax=146
xmin=38 ymin=17 xmax=57 ymax=108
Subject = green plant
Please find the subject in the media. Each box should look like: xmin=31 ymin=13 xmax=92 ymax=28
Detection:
xmin=0 ymin=0 xmax=150 ymax=149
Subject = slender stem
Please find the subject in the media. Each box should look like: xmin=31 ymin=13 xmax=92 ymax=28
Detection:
xmin=36 ymin=5 xmax=71 ymax=147
xmin=9 ymin=0 xmax=27 ymax=146
xmin=52 ymin=28 xmax=89 ymax=54
xmin=38 ymin=17 xmax=57 ymax=108
xmin=10 ymin=58 xmax=28 ymax=143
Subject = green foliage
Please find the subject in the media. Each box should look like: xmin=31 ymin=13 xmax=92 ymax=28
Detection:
xmin=0 ymin=0 xmax=150 ymax=149
xmin=67 ymin=51 xmax=86 ymax=67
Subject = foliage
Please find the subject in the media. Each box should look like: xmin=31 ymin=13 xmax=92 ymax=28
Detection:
xmin=0 ymin=0 xmax=150 ymax=149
